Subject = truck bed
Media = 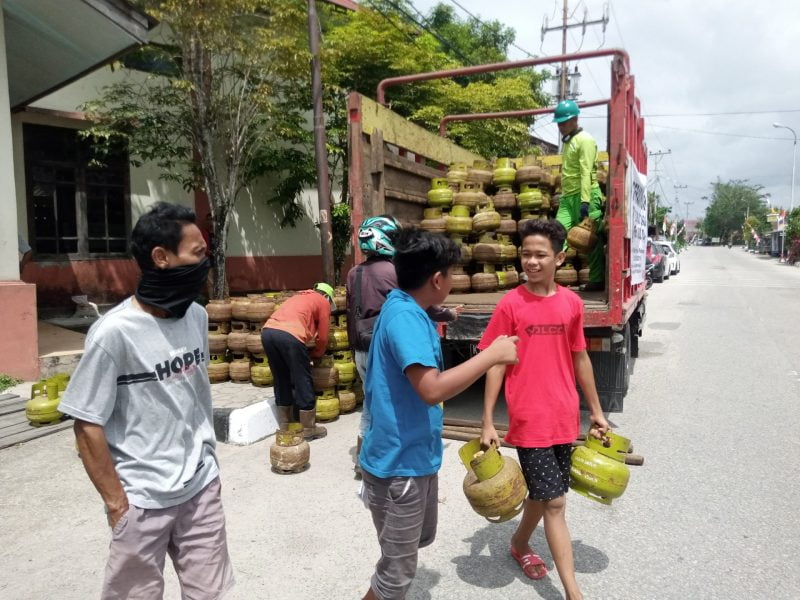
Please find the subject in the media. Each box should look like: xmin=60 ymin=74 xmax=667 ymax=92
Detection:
xmin=444 ymin=289 xmax=609 ymax=313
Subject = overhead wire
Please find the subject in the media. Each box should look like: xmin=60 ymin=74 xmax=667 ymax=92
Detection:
xmin=382 ymin=0 xmax=474 ymax=65
xmin=648 ymin=124 xmax=792 ymax=141
xmin=445 ymin=0 xmax=536 ymax=58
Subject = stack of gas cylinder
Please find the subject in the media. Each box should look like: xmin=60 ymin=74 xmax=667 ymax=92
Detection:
xmin=204 ymin=289 xmax=362 ymax=421
xmin=422 ymin=153 xmax=610 ymax=291
xmin=311 ymin=308 xmax=361 ymax=423
xmin=25 ymin=373 xmax=71 ymax=426
xmin=205 ymin=294 xmax=280 ymax=386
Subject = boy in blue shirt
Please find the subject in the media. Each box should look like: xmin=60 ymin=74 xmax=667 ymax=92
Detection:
xmin=359 ymin=229 xmax=519 ymax=600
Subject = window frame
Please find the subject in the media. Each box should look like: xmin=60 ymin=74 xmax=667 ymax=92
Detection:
xmin=23 ymin=122 xmax=132 ymax=261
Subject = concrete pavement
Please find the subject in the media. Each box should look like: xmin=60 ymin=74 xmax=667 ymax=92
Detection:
xmin=1 ymin=246 xmax=799 ymax=599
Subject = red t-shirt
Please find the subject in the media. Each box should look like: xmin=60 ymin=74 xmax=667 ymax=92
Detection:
xmin=477 ymin=285 xmax=586 ymax=447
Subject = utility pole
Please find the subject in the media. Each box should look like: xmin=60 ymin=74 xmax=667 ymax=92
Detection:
xmin=673 ymin=184 xmax=688 ymax=218
xmin=307 ymin=0 xmax=335 ymax=285
xmin=683 ymin=200 xmax=694 ymax=222
xmin=541 ymin=1 xmax=609 ymax=101
xmin=647 ymin=149 xmax=671 ymax=225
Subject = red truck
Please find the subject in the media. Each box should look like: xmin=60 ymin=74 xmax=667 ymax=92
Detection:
xmin=348 ymin=49 xmax=648 ymax=411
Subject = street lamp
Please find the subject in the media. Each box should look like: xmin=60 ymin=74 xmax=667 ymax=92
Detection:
xmin=773 ymin=122 xmax=796 ymax=261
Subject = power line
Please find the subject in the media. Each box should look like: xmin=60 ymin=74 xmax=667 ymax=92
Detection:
xmin=648 ymin=124 xmax=792 ymax=141
xmin=445 ymin=0 xmax=536 ymax=58
xmin=382 ymin=0 xmax=473 ymax=65
xmin=646 ymin=108 xmax=800 ymax=117
xmin=608 ymin=0 xmax=626 ymax=47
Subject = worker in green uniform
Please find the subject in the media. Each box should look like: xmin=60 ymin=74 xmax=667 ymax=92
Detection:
xmin=553 ymin=99 xmax=605 ymax=292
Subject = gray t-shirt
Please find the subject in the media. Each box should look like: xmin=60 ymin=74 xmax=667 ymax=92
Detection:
xmin=59 ymin=298 xmax=219 ymax=509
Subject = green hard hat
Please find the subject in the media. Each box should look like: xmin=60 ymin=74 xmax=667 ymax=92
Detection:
xmin=553 ymin=100 xmax=580 ymax=123
xmin=313 ymin=282 xmax=335 ymax=300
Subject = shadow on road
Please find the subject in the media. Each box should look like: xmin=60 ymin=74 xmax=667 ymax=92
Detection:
xmin=408 ymin=565 xmax=442 ymax=600
xmin=450 ymin=520 xmax=608 ymax=598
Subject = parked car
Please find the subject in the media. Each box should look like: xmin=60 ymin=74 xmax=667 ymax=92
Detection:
xmin=657 ymin=241 xmax=680 ymax=275
xmin=647 ymin=239 xmax=668 ymax=283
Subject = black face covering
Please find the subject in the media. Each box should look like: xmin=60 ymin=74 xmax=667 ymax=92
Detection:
xmin=136 ymin=257 xmax=211 ymax=318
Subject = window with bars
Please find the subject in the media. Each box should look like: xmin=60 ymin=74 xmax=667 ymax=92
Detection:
xmin=24 ymin=123 xmax=130 ymax=258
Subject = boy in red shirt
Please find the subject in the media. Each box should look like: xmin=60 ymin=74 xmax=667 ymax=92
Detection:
xmin=479 ymin=219 xmax=609 ymax=600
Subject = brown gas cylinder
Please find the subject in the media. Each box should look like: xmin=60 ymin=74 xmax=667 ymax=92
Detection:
xmin=205 ymin=299 xmax=232 ymax=322
xmin=230 ymin=297 xmax=250 ymax=321
xmin=270 ymin=423 xmax=310 ymax=474
xmin=471 ymin=263 xmax=498 ymax=292
xmin=312 ymin=355 xmax=339 ymax=391
xmin=566 ymin=218 xmax=599 ymax=254
xmin=208 ymin=322 xmax=229 ymax=354
xmin=555 ymin=264 xmax=578 ymax=286
xmin=459 ymin=439 xmax=527 ymax=523
xmin=227 ymin=321 xmax=249 ymax=352
xmin=246 ymin=297 xmax=275 ymax=323
xmin=450 ymin=266 xmax=472 ymax=293
xmin=228 ymin=352 xmax=252 ymax=383
xmin=208 ymin=354 xmax=229 ymax=383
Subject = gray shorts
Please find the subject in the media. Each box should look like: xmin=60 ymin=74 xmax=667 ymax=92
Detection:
xmin=102 ymin=477 xmax=234 ymax=599
xmin=362 ymin=471 xmax=438 ymax=600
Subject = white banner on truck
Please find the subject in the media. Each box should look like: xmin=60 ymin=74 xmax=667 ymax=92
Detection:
xmin=627 ymin=158 xmax=648 ymax=285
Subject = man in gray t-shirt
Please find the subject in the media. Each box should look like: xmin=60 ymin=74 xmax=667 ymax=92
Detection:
xmin=60 ymin=202 xmax=234 ymax=599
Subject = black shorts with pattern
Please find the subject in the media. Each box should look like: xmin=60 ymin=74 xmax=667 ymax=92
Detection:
xmin=516 ymin=444 xmax=572 ymax=501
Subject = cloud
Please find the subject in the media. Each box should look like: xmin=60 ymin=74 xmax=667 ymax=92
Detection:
xmin=411 ymin=0 xmax=800 ymax=216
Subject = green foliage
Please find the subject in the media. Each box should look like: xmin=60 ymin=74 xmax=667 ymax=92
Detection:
xmin=785 ymin=206 xmax=800 ymax=244
xmin=83 ymin=0 xmax=312 ymax=298
xmin=647 ymin=191 xmax=671 ymax=227
xmin=323 ymin=2 xmax=546 ymax=159
xmin=703 ymin=179 xmax=768 ymax=243
xmin=0 ymin=374 xmax=22 ymax=393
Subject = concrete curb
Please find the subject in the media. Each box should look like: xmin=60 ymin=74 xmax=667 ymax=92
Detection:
xmin=213 ymin=398 xmax=279 ymax=445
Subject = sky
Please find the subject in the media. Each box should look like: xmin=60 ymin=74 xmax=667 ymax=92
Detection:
xmin=409 ymin=0 xmax=800 ymax=220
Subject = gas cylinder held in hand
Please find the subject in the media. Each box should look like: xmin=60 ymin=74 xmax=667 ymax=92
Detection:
xmin=332 ymin=351 xmax=356 ymax=385
xmin=570 ymin=429 xmax=632 ymax=505
xmin=427 ymin=178 xmax=454 ymax=207
xmin=312 ymin=356 xmax=339 ymax=391
xmin=458 ymin=439 xmax=527 ymax=523
xmin=270 ymin=423 xmax=310 ymax=474
xmin=327 ymin=327 xmax=349 ymax=352
xmin=567 ymin=218 xmax=599 ymax=254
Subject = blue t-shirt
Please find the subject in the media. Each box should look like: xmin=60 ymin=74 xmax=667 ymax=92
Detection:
xmin=359 ymin=289 xmax=444 ymax=478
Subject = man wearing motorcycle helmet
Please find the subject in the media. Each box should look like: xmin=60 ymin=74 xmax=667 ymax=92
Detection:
xmin=346 ymin=216 xmax=459 ymax=476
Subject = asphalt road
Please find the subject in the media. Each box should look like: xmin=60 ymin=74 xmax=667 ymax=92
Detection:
xmin=1 ymin=247 xmax=799 ymax=599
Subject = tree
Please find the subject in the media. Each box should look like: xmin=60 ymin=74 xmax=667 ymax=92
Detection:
xmin=647 ymin=191 xmax=671 ymax=229
xmin=323 ymin=3 xmax=546 ymax=158
xmin=703 ymin=179 xmax=768 ymax=243
xmin=82 ymin=0 xmax=311 ymax=299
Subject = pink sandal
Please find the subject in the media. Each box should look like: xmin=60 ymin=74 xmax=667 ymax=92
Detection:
xmin=510 ymin=545 xmax=548 ymax=580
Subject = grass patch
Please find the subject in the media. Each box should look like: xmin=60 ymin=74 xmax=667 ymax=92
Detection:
xmin=0 ymin=374 xmax=22 ymax=393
